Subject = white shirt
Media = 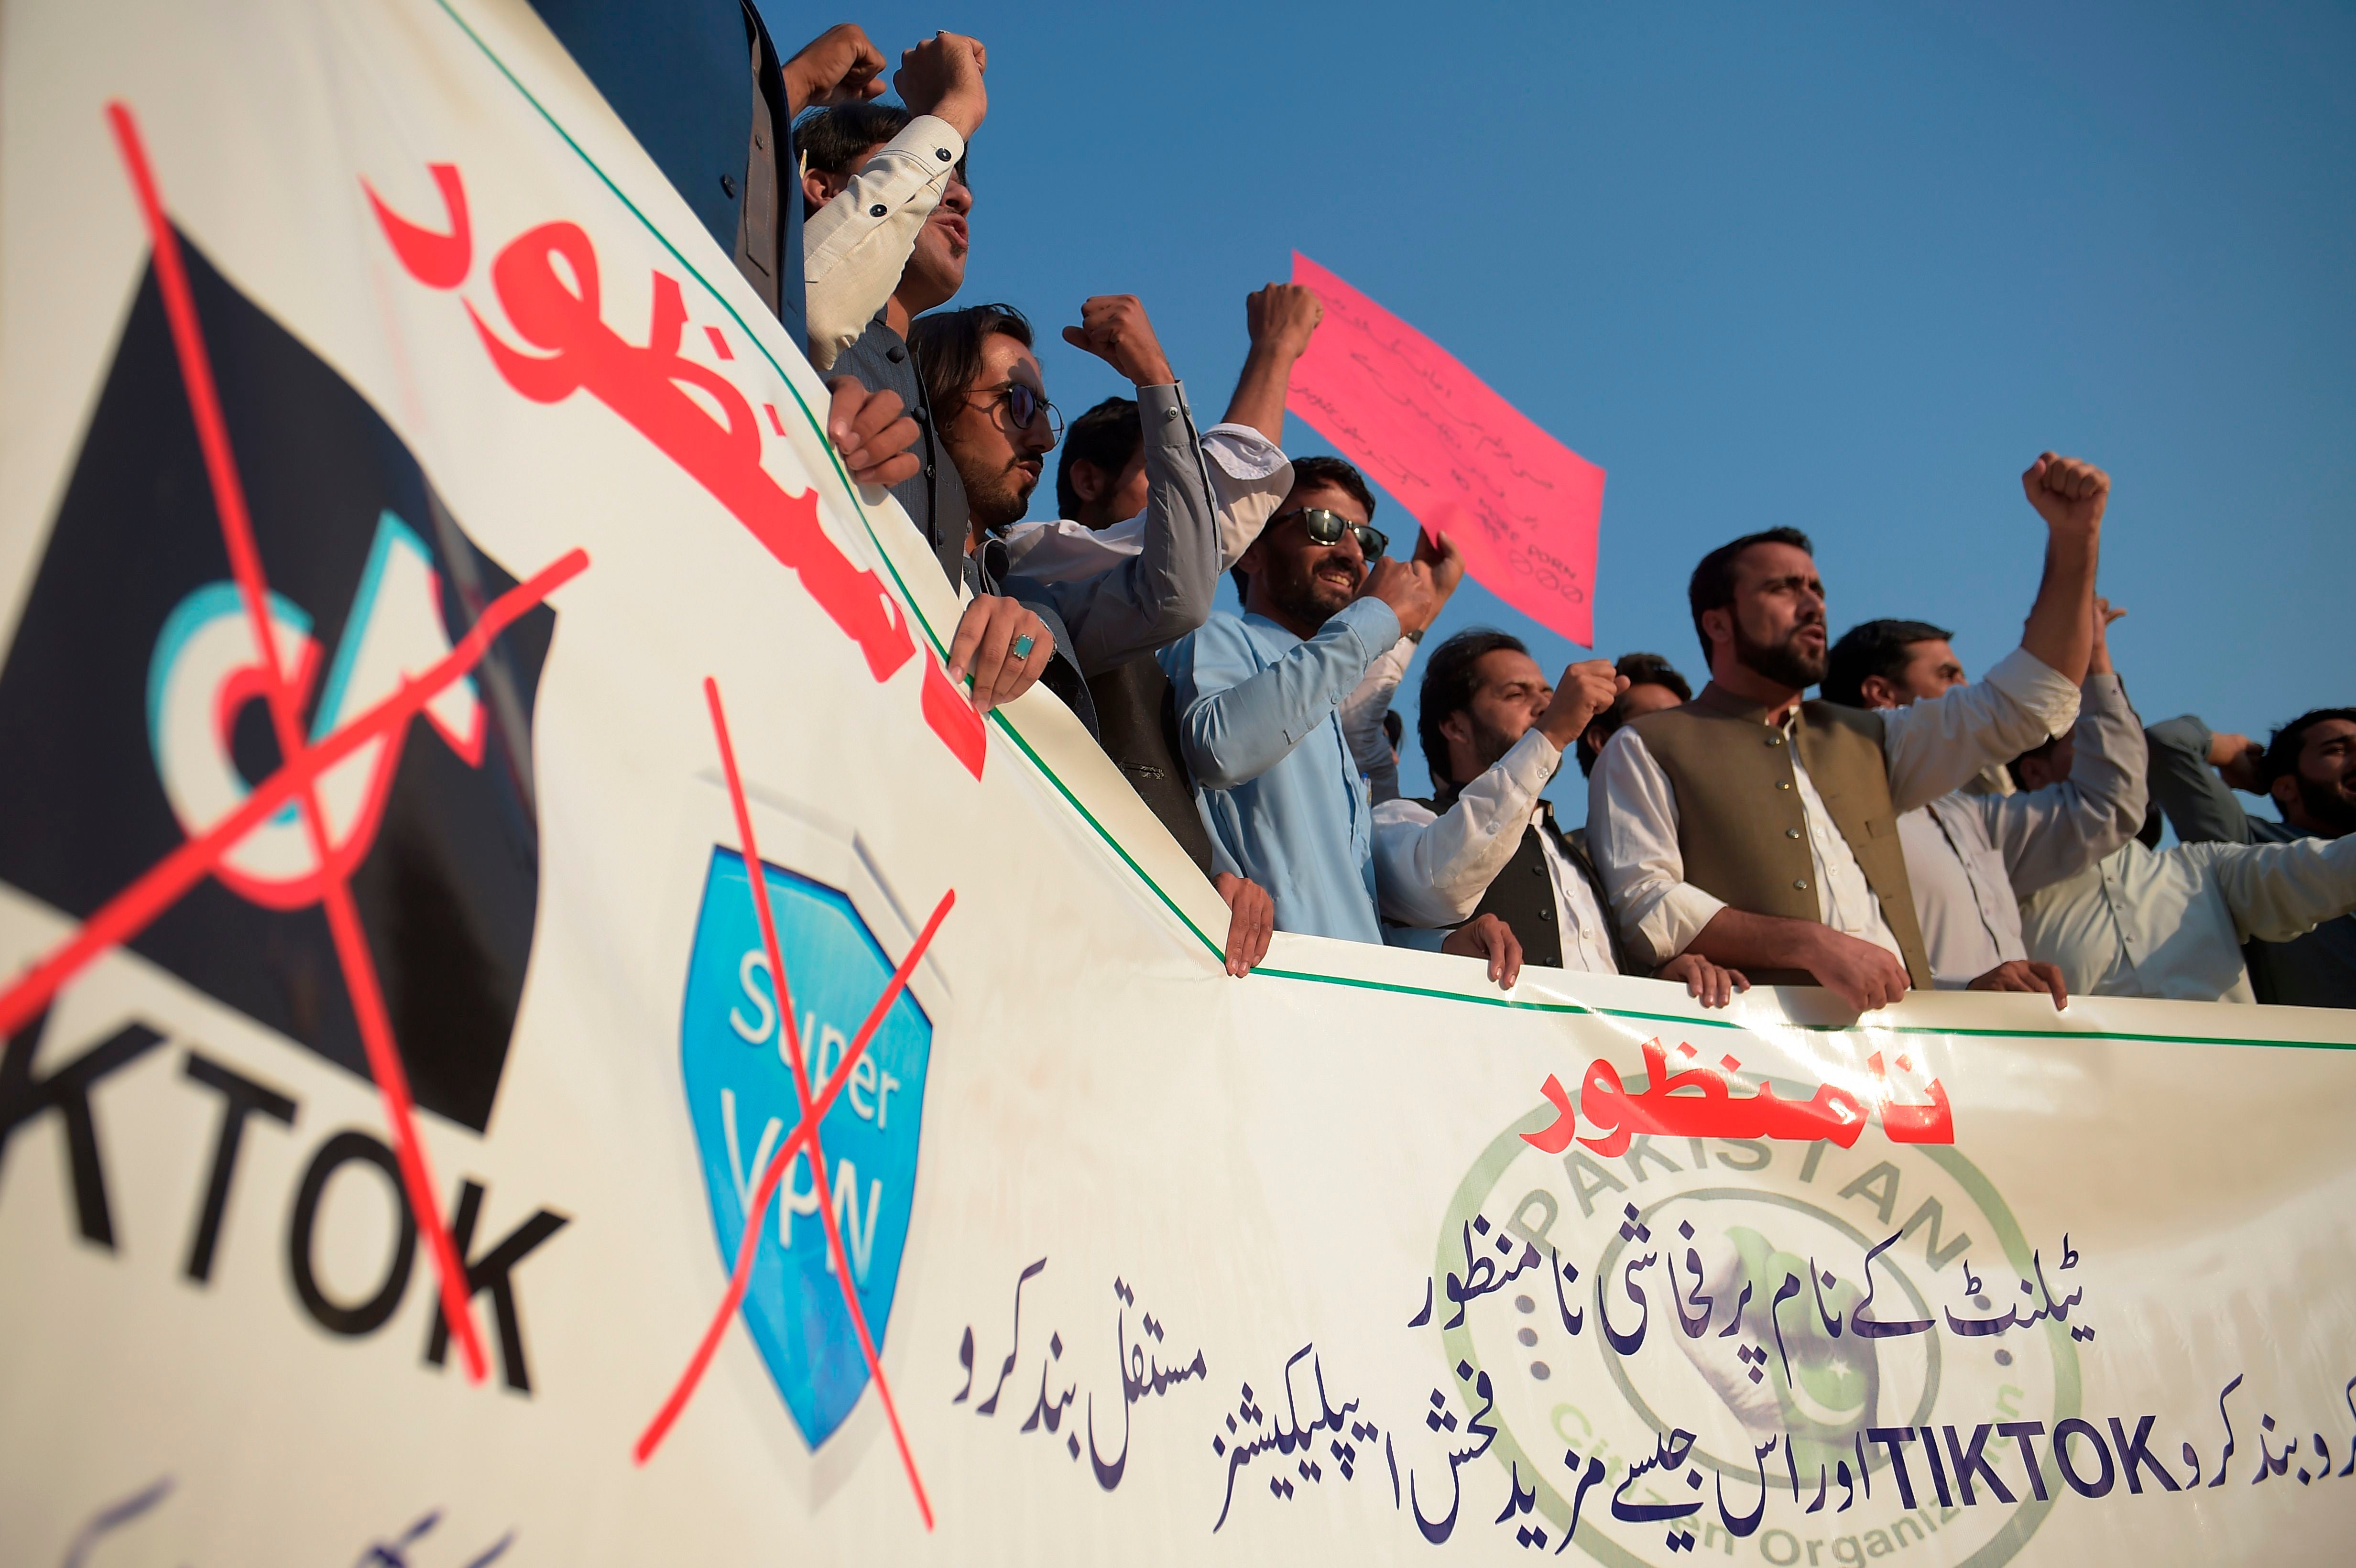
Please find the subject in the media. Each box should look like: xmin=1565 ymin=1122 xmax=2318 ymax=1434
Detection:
xmin=1899 ymin=673 xmax=2148 ymax=986
xmin=2019 ymin=833 xmax=2356 ymax=1004
xmin=1370 ymin=730 xmax=1619 ymax=974
xmin=1586 ymin=646 xmax=2082 ymax=969
xmin=801 ymin=115 xmax=967 ymax=371
xmin=998 ymin=424 xmax=1292 ymax=583
xmin=1342 ymin=635 xmax=1416 ymax=805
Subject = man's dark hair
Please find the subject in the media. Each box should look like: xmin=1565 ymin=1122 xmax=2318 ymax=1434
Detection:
xmin=2265 ymin=708 xmax=2356 ymax=785
xmin=1289 ymin=455 xmax=1376 ymax=520
xmin=792 ymin=104 xmax=912 ymax=178
xmin=1822 ymin=618 xmax=1954 ymax=709
xmin=1688 ymin=526 xmax=1814 ymax=667
xmin=1235 ymin=454 xmax=1379 ymax=599
xmin=1416 ymin=629 xmax=1527 ymax=790
xmin=1575 ymin=652 xmax=1694 ymax=776
xmin=2007 ymin=731 xmax=2066 ymax=792
xmin=1055 ymin=397 xmax=1141 ymax=519
xmin=908 ymin=303 xmax=1033 ymax=432
xmin=793 ymin=103 xmax=969 ymax=188
xmin=1616 ymin=651 xmax=1691 ymax=704
xmin=1382 ymin=709 xmax=1403 ymax=753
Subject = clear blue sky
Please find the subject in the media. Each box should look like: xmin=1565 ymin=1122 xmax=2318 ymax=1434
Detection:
xmin=761 ymin=0 xmax=2355 ymax=814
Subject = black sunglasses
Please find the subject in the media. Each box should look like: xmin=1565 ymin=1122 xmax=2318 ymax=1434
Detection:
xmin=973 ymin=380 xmax=1063 ymax=441
xmin=1276 ymin=506 xmax=1387 ymax=559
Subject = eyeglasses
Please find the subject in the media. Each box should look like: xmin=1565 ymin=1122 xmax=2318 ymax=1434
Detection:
xmin=972 ymin=380 xmax=1063 ymax=441
xmin=1275 ymin=506 xmax=1387 ymax=559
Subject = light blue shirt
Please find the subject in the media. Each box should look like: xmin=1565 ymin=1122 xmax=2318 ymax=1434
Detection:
xmin=1160 ymin=600 xmax=1402 ymax=942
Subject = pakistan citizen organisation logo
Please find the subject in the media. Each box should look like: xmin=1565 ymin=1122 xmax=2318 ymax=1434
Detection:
xmin=1436 ymin=1059 xmax=2078 ymax=1568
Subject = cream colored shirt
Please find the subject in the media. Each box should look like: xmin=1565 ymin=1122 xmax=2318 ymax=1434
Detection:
xmin=2019 ymin=833 xmax=2356 ymax=1003
xmin=802 ymin=115 xmax=967 ymax=371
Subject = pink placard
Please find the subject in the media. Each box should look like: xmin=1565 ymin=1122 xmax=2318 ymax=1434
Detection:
xmin=1285 ymin=252 xmax=1605 ymax=646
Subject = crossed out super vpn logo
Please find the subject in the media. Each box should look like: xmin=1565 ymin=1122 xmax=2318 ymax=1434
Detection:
xmin=675 ymin=807 xmax=940 ymax=1454
xmin=0 ymin=224 xmax=553 ymax=1132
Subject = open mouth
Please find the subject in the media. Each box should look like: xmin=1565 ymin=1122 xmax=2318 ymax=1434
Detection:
xmin=1314 ymin=565 xmax=1357 ymax=593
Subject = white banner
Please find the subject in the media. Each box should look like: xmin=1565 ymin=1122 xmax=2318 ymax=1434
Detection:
xmin=2 ymin=4 xmax=2352 ymax=1565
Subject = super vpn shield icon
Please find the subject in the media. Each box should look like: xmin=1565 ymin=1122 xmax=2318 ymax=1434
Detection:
xmin=679 ymin=846 xmax=933 ymax=1448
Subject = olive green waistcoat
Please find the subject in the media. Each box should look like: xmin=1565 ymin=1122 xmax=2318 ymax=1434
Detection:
xmin=1625 ymin=685 xmax=1932 ymax=988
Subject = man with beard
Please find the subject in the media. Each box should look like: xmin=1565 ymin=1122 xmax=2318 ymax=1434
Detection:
xmin=2143 ymin=706 xmax=2356 ymax=1006
xmin=1822 ymin=599 xmax=2147 ymax=1003
xmin=911 ymin=299 xmax=1219 ymax=706
xmin=1373 ymin=631 xmax=1750 ymax=1006
xmin=1159 ymin=460 xmax=1520 ymax=987
xmin=2015 ymin=716 xmax=2356 ymax=1004
xmin=1585 ymin=453 xmax=2108 ymax=1014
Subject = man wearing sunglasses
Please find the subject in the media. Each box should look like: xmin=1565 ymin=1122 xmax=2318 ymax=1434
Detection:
xmin=1159 ymin=459 xmax=1522 ymax=987
xmin=912 ymin=298 xmax=1222 ymax=726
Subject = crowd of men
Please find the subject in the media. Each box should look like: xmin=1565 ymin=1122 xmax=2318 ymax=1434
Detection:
xmin=547 ymin=10 xmax=2356 ymax=1014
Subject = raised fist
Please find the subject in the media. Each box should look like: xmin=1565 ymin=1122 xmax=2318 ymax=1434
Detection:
xmin=2021 ymin=451 xmax=2109 ymax=535
xmin=782 ymin=23 xmax=887 ymax=113
xmin=893 ymin=31 xmax=988 ymax=139
xmin=1537 ymin=659 xmax=1627 ymax=750
xmin=1060 ymin=294 xmax=1175 ymax=388
xmin=1244 ymin=283 xmax=1322 ymax=357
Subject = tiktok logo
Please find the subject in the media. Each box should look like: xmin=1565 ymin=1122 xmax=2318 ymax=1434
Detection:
xmin=0 ymin=223 xmax=554 ymax=1130
xmin=147 ymin=513 xmax=487 ymax=907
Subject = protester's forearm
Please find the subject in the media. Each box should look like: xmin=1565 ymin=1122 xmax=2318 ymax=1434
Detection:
xmin=1178 ymin=601 xmax=1400 ymax=788
xmin=1221 ymin=341 xmax=1298 ymax=445
xmin=1374 ymin=819 xmax=1494 ymax=925
xmin=1683 ymin=908 xmax=1831 ymax=975
xmin=1881 ymin=648 xmax=2079 ymax=811
xmin=1180 ymin=678 xmax=1328 ymax=788
xmin=2145 ymin=715 xmax=2250 ymax=845
xmin=1044 ymin=385 xmax=1219 ymax=674
xmin=2018 ymin=526 xmax=2099 ymax=683
xmin=2216 ymin=835 xmax=2356 ymax=944
xmin=1991 ymin=677 xmax=2147 ymax=895
xmin=1374 ymin=744 xmax=1554 ymax=925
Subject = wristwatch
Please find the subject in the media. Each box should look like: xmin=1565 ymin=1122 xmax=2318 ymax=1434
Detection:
xmin=1405 ymin=627 xmax=1426 ymax=644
